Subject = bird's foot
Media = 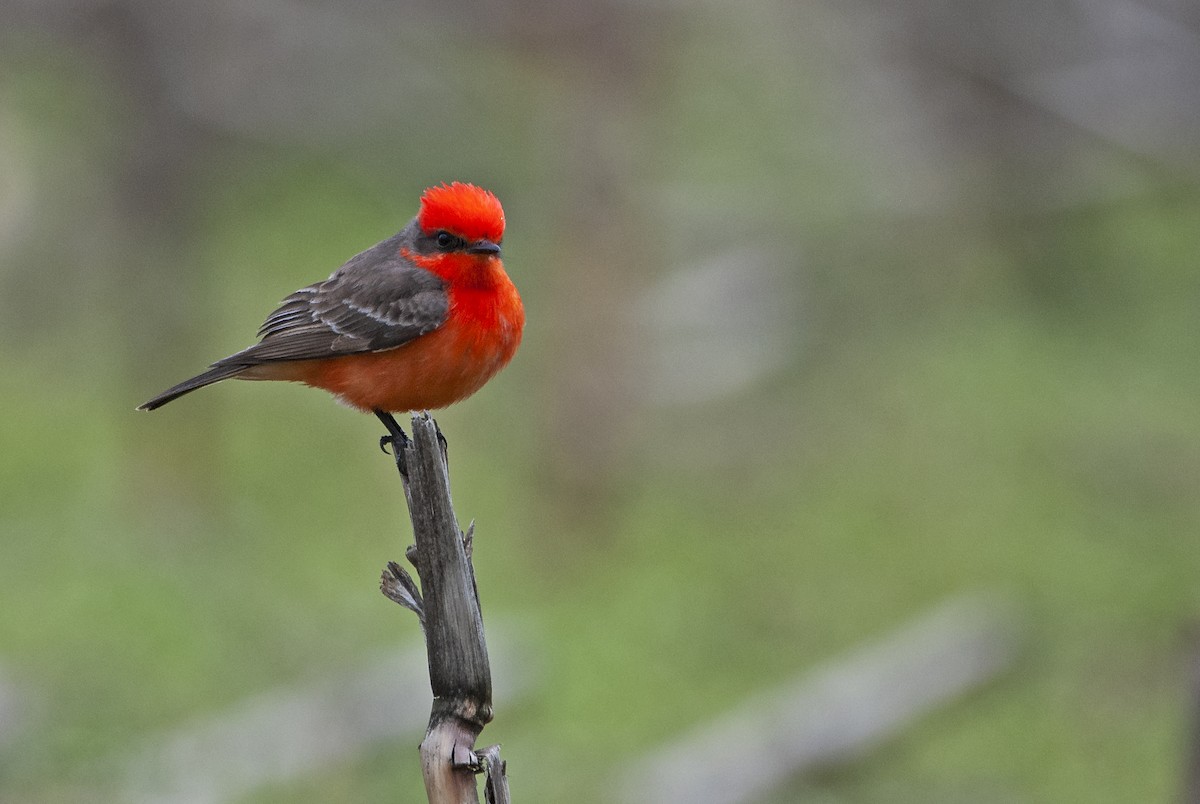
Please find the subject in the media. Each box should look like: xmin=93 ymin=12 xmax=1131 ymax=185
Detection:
xmin=374 ymin=410 xmax=410 ymax=475
xmin=378 ymin=432 xmax=411 ymax=454
xmin=433 ymin=419 xmax=448 ymax=455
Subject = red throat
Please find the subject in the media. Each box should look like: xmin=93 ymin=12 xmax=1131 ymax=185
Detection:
xmin=418 ymin=182 xmax=505 ymax=243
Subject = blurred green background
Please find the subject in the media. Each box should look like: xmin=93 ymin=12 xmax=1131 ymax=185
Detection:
xmin=2 ymin=1 xmax=1199 ymax=801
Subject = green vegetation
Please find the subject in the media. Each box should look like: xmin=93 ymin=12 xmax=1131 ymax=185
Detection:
xmin=1 ymin=15 xmax=1198 ymax=802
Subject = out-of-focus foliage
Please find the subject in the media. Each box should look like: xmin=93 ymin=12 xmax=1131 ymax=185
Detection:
xmin=1 ymin=0 xmax=1198 ymax=801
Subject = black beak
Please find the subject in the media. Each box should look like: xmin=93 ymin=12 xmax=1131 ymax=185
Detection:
xmin=467 ymin=239 xmax=501 ymax=256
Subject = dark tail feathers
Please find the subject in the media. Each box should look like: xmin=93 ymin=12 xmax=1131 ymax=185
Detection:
xmin=137 ymin=364 xmax=247 ymax=411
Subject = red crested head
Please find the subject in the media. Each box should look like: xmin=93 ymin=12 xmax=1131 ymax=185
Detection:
xmin=417 ymin=183 xmax=505 ymax=244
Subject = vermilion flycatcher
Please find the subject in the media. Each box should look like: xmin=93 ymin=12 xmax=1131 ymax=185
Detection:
xmin=139 ymin=183 xmax=524 ymax=440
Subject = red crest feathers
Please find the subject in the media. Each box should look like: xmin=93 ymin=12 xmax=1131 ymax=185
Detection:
xmin=418 ymin=183 xmax=505 ymax=243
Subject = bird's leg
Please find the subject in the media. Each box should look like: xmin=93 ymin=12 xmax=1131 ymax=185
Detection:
xmin=376 ymin=410 xmax=410 ymax=451
xmin=375 ymin=410 xmax=410 ymax=474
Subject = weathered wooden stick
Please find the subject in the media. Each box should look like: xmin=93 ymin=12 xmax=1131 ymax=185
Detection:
xmin=480 ymin=744 xmax=511 ymax=804
xmin=385 ymin=413 xmax=498 ymax=804
xmin=114 ymin=634 xmax=533 ymax=802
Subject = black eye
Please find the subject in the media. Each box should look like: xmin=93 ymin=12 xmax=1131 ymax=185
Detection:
xmin=436 ymin=231 xmax=458 ymax=249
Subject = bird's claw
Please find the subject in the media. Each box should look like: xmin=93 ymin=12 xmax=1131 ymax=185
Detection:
xmin=374 ymin=410 xmax=411 ymax=474
xmin=379 ymin=430 xmax=410 ymax=451
xmin=434 ymin=422 xmax=448 ymax=455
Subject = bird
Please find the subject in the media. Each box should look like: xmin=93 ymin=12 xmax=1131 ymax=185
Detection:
xmin=139 ymin=182 xmax=524 ymax=447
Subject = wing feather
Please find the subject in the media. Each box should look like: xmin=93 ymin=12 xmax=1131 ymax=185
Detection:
xmin=218 ymin=232 xmax=448 ymax=368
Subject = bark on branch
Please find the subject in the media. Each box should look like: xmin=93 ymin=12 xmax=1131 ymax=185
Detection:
xmin=380 ymin=413 xmax=510 ymax=803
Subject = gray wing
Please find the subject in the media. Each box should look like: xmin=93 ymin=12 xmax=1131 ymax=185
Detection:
xmin=219 ymin=234 xmax=449 ymax=366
